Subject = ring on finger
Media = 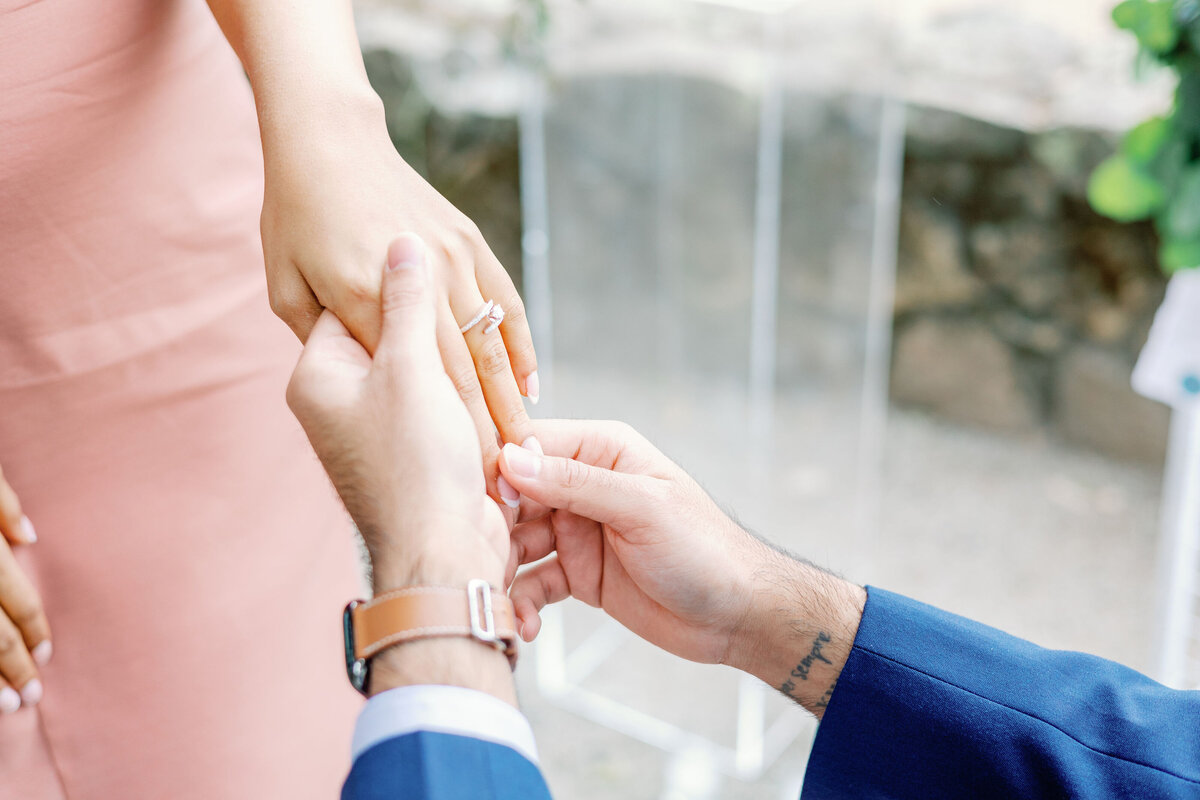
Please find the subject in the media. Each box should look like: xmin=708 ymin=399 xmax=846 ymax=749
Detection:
xmin=460 ymin=300 xmax=505 ymax=336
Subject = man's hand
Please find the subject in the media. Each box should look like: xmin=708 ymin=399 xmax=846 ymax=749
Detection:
xmin=205 ymin=0 xmax=538 ymax=501
xmin=262 ymin=114 xmax=540 ymax=498
xmin=498 ymin=420 xmax=866 ymax=718
xmin=285 ymin=234 xmax=508 ymax=592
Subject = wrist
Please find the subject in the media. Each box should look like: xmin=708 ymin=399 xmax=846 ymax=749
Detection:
xmin=368 ymin=638 xmax=517 ymax=706
xmin=366 ymin=517 xmax=507 ymax=593
xmin=257 ymin=80 xmax=386 ymax=159
xmin=726 ymin=543 xmax=865 ymax=718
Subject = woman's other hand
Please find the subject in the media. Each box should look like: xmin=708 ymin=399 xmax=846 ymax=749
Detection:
xmin=259 ymin=94 xmax=537 ymax=497
xmin=0 ymin=465 xmax=51 ymax=713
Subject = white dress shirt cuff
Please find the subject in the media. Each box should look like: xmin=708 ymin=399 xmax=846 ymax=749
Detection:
xmin=351 ymin=685 xmax=539 ymax=766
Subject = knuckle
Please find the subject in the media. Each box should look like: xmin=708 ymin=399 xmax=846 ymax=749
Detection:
xmin=561 ymin=459 xmax=590 ymax=491
xmin=477 ymin=343 xmax=511 ymax=377
xmin=502 ymin=404 xmax=530 ymax=432
xmin=500 ymin=294 xmax=527 ymax=326
xmin=342 ymin=274 xmax=380 ymax=307
xmin=10 ymin=602 xmax=41 ymax=630
xmin=381 ymin=277 xmax=424 ymax=313
xmin=0 ymin=630 xmax=20 ymax=657
xmin=447 ymin=365 xmax=482 ymax=400
xmin=458 ymin=218 xmax=486 ymax=250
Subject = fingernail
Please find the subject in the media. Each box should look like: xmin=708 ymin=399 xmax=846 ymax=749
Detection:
xmin=32 ymin=641 xmax=52 ymax=667
xmin=497 ymin=476 xmax=521 ymax=509
xmin=525 ymin=371 xmax=540 ymax=405
xmin=20 ymin=679 xmax=42 ymax=707
xmin=502 ymin=443 xmax=541 ymax=479
xmin=387 ymin=234 xmax=425 ymax=272
xmin=519 ymin=621 xmax=528 ymax=641
xmin=0 ymin=687 xmax=19 ymax=714
xmin=522 ymin=436 xmax=543 ymax=457
xmin=19 ymin=516 xmax=36 ymax=544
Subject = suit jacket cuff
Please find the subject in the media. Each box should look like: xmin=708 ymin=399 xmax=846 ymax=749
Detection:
xmin=352 ymin=685 xmax=539 ymax=767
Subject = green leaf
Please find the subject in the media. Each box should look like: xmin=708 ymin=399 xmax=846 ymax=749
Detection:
xmin=1167 ymin=164 xmax=1200 ymax=237
xmin=1122 ymin=116 xmax=1172 ymax=164
xmin=1144 ymin=1 xmax=1181 ymax=53
xmin=1088 ymin=155 xmax=1166 ymax=221
xmin=1113 ymin=0 xmax=1147 ymax=30
xmin=1114 ymin=0 xmax=1181 ymax=54
xmin=1160 ymin=236 xmax=1200 ymax=271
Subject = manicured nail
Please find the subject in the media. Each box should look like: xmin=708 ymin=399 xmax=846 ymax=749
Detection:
xmin=20 ymin=679 xmax=42 ymax=707
xmin=525 ymin=371 xmax=540 ymax=405
xmin=32 ymin=641 xmax=52 ymax=667
xmin=19 ymin=516 xmax=36 ymax=544
xmin=497 ymin=476 xmax=521 ymax=509
xmin=502 ymin=443 xmax=541 ymax=479
xmin=522 ymin=436 xmax=543 ymax=457
xmin=0 ymin=687 xmax=19 ymax=714
xmin=387 ymin=234 xmax=425 ymax=271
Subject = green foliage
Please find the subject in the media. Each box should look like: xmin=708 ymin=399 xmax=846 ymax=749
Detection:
xmin=1091 ymin=0 xmax=1200 ymax=272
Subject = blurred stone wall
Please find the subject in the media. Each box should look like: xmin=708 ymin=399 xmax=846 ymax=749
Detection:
xmin=893 ymin=108 xmax=1168 ymax=462
xmin=363 ymin=47 xmax=1169 ymax=463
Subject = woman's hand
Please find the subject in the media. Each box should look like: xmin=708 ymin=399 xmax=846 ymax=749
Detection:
xmin=0 ymin=466 xmax=51 ymax=713
xmin=497 ymin=420 xmax=771 ymax=666
xmin=285 ymin=234 xmax=511 ymax=592
xmin=260 ymin=95 xmax=537 ymax=496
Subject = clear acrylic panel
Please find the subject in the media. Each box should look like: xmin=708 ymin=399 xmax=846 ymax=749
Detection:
xmin=519 ymin=0 xmax=901 ymax=793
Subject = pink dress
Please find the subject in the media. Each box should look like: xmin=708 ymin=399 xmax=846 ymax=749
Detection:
xmin=0 ymin=1 xmax=362 ymax=797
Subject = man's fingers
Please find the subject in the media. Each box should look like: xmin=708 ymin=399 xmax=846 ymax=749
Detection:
xmin=498 ymin=443 xmax=661 ymax=525
xmin=376 ymin=234 xmax=438 ymax=366
xmin=509 ymin=556 xmax=572 ymax=642
xmin=286 ymin=310 xmax=371 ymax=420
xmin=0 ymin=469 xmax=35 ymax=546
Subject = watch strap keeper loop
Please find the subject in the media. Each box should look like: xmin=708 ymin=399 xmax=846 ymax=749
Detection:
xmin=343 ymin=581 xmax=519 ymax=696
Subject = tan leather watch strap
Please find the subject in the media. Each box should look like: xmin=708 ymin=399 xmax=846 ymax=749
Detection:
xmin=350 ymin=582 xmax=518 ymax=663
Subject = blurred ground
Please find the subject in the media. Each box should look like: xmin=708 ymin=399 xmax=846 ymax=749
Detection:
xmin=515 ymin=404 xmax=1162 ymax=800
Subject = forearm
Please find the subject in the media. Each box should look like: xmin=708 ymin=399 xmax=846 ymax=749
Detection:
xmin=205 ymin=0 xmax=383 ymax=148
xmin=727 ymin=540 xmax=866 ymax=720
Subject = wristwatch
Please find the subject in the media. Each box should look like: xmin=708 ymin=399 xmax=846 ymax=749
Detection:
xmin=342 ymin=579 xmax=520 ymax=696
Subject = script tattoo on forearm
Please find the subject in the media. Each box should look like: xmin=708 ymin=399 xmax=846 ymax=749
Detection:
xmin=814 ymin=681 xmax=836 ymax=710
xmin=779 ymin=631 xmax=833 ymax=698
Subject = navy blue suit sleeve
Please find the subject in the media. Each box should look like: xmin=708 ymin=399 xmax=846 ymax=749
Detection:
xmin=342 ymin=731 xmax=553 ymax=800
xmin=801 ymin=587 xmax=1200 ymax=799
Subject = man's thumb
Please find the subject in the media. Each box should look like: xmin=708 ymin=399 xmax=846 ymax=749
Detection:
xmin=499 ymin=443 xmax=654 ymax=526
xmin=378 ymin=233 xmax=435 ymax=356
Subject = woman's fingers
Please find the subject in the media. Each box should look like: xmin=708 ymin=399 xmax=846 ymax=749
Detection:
xmin=0 ymin=679 xmax=21 ymax=715
xmin=0 ymin=545 xmax=51 ymax=659
xmin=473 ymin=249 xmax=539 ymax=403
xmin=451 ymin=290 xmax=536 ymax=449
xmin=436 ymin=306 xmax=504 ymax=500
xmin=266 ymin=262 xmax=326 ymax=345
xmin=0 ymin=545 xmax=48 ymax=709
xmin=0 ymin=467 xmax=35 ymax=547
xmin=0 ymin=611 xmax=41 ymax=709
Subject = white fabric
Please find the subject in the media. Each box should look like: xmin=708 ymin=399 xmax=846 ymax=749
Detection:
xmin=351 ymin=685 xmax=540 ymax=766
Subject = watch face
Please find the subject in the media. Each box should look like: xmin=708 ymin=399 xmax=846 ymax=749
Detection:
xmin=343 ymin=601 xmax=369 ymax=696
